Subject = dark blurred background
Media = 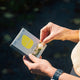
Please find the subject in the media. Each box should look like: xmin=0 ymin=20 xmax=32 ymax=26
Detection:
xmin=0 ymin=0 xmax=80 ymax=80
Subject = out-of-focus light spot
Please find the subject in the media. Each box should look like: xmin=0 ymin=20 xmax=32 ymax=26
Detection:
xmin=0 ymin=6 xmax=6 ymax=10
xmin=33 ymin=8 xmax=39 ymax=12
xmin=3 ymin=12 xmax=14 ymax=18
xmin=2 ymin=68 xmax=8 ymax=74
xmin=3 ymin=34 xmax=12 ymax=42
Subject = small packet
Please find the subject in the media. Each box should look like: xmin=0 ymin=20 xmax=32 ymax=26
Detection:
xmin=10 ymin=28 xmax=47 ymax=58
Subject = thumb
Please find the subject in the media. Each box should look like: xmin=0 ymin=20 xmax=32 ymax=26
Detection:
xmin=43 ymin=34 xmax=54 ymax=43
xmin=29 ymin=54 xmax=40 ymax=63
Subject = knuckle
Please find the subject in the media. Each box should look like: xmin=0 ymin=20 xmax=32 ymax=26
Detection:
xmin=29 ymin=67 xmax=32 ymax=71
xmin=40 ymin=29 xmax=42 ymax=32
xmin=48 ymin=22 xmax=53 ymax=25
xmin=40 ymin=28 xmax=44 ymax=32
xmin=48 ymin=22 xmax=54 ymax=26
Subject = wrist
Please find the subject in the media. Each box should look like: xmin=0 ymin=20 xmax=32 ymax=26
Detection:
xmin=48 ymin=67 xmax=57 ymax=78
xmin=66 ymin=30 xmax=79 ymax=42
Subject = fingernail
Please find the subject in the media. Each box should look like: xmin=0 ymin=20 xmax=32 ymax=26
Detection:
xmin=40 ymin=40 xmax=43 ymax=42
xmin=23 ymin=56 xmax=26 ymax=59
xmin=42 ymin=42 xmax=45 ymax=46
xmin=23 ymin=57 xmax=26 ymax=61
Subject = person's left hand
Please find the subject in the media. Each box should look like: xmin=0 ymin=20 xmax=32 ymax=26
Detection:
xmin=23 ymin=54 xmax=57 ymax=78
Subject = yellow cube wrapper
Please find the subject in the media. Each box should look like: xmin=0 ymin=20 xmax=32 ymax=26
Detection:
xmin=22 ymin=35 xmax=34 ymax=49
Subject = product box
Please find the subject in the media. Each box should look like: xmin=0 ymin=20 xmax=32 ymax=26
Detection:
xmin=10 ymin=28 xmax=47 ymax=58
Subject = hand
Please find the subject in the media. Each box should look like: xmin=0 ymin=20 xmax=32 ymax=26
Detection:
xmin=23 ymin=54 xmax=57 ymax=78
xmin=40 ymin=22 xmax=79 ymax=43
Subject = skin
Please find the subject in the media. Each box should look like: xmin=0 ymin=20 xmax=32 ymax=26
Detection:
xmin=23 ymin=55 xmax=57 ymax=78
xmin=40 ymin=22 xmax=79 ymax=43
xmin=23 ymin=22 xmax=80 ymax=80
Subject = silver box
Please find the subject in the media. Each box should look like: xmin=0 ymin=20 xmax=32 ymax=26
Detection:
xmin=10 ymin=28 xmax=47 ymax=58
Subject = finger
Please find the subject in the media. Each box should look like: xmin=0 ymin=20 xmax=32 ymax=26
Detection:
xmin=40 ymin=22 xmax=53 ymax=43
xmin=29 ymin=54 xmax=40 ymax=63
xmin=23 ymin=56 xmax=33 ymax=69
xmin=43 ymin=34 xmax=54 ymax=43
xmin=41 ymin=42 xmax=45 ymax=46
xmin=39 ymin=56 xmax=42 ymax=59
xmin=40 ymin=26 xmax=49 ymax=42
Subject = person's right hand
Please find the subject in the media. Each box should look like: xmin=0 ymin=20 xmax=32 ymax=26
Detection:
xmin=40 ymin=22 xmax=79 ymax=44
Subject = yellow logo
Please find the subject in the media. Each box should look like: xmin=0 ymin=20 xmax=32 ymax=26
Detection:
xmin=21 ymin=35 xmax=33 ymax=49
